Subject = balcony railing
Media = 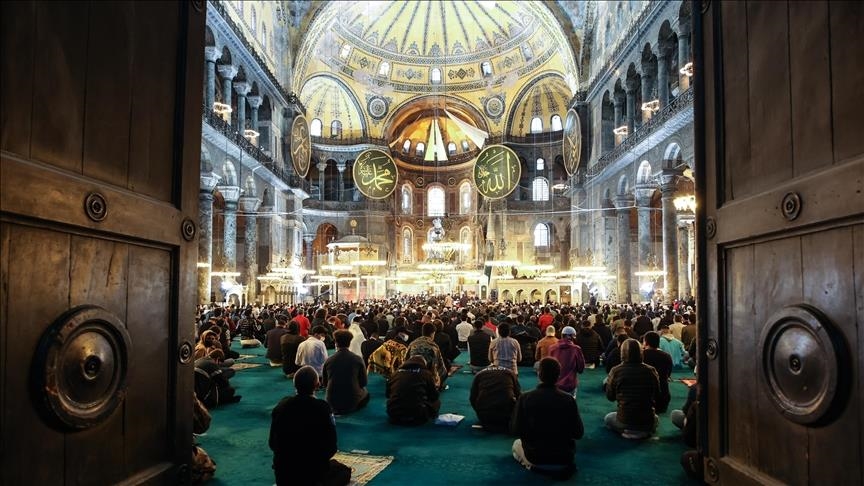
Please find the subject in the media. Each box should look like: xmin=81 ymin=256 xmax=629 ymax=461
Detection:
xmin=506 ymin=130 xmax=564 ymax=145
xmin=310 ymin=135 xmax=388 ymax=147
xmin=587 ymin=87 xmax=693 ymax=179
xmin=304 ymin=199 xmax=391 ymax=212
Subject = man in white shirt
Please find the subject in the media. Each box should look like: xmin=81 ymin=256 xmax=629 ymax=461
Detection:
xmin=455 ymin=311 xmax=474 ymax=350
xmin=295 ymin=325 xmax=329 ymax=377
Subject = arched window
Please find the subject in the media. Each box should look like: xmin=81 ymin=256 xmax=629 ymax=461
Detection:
xmin=402 ymin=139 xmax=411 ymax=153
xmin=427 ymin=185 xmax=445 ymax=217
xmin=447 ymin=142 xmax=457 ymax=156
xmin=536 ymin=157 xmax=545 ymax=171
xmin=459 ymin=181 xmax=472 ymax=214
xmin=379 ymin=61 xmax=390 ymax=76
xmin=310 ymin=118 xmax=322 ymax=137
xmin=261 ymin=24 xmax=267 ymax=50
xmin=530 ymin=117 xmax=543 ymax=133
xmin=480 ymin=61 xmax=493 ymax=77
xmin=340 ymin=44 xmax=352 ymax=59
xmin=402 ymin=227 xmax=413 ymax=263
xmin=533 ymin=223 xmax=550 ymax=247
xmin=330 ymin=120 xmax=342 ymax=138
xmin=461 ymin=140 xmax=470 ymax=152
xmin=401 ymin=184 xmax=413 ymax=214
xmin=251 ymin=7 xmax=257 ymax=34
xmin=521 ymin=44 xmax=533 ymax=61
xmin=431 ymin=68 xmax=442 ymax=85
xmin=532 ymin=177 xmax=549 ymax=201
xmin=416 ymin=142 xmax=425 ymax=156
xmin=551 ymin=114 xmax=563 ymax=131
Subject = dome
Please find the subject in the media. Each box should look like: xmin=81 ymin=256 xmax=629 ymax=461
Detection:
xmin=295 ymin=1 xmax=579 ymax=141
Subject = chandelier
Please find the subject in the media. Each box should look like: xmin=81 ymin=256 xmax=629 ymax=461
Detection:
xmin=673 ymin=195 xmax=696 ymax=213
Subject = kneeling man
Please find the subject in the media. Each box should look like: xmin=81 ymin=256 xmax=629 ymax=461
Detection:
xmin=322 ymin=330 xmax=370 ymax=415
xmin=470 ymin=364 xmax=521 ymax=432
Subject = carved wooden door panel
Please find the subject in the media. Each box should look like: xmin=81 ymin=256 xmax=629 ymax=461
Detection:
xmin=0 ymin=2 xmax=204 ymax=483
xmin=696 ymin=1 xmax=863 ymax=484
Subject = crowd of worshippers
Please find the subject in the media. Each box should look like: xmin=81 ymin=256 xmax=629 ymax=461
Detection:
xmin=191 ymin=296 xmax=701 ymax=484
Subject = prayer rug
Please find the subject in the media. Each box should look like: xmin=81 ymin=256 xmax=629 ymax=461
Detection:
xmin=237 ymin=354 xmax=257 ymax=360
xmin=678 ymin=378 xmax=697 ymax=387
xmin=448 ymin=364 xmax=463 ymax=376
xmin=232 ymin=362 xmax=263 ymax=371
xmin=333 ymin=452 xmax=394 ymax=485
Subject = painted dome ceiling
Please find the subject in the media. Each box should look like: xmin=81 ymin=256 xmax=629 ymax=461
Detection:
xmin=295 ymin=0 xmax=579 ymax=141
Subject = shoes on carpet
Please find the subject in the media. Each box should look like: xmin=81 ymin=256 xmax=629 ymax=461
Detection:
xmin=621 ymin=430 xmax=651 ymax=440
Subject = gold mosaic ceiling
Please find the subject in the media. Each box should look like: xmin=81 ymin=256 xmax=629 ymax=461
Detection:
xmin=296 ymin=0 xmax=579 ymax=140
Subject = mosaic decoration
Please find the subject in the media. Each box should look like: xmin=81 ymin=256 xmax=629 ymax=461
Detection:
xmin=366 ymin=96 xmax=389 ymax=120
xmin=473 ymin=145 xmax=521 ymax=200
xmin=483 ymin=95 xmax=505 ymax=119
xmin=353 ymin=149 xmax=398 ymax=199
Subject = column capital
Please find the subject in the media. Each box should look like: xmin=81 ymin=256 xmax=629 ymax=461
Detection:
xmin=246 ymin=95 xmax=263 ymax=109
xmin=200 ymin=172 xmax=221 ymax=192
xmin=613 ymin=91 xmax=626 ymax=106
xmin=659 ymin=169 xmax=682 ymax=196
xmin=217 ymin=64 xmax=238 ymax=80
xmin=303 ymin=234 xmax=316 ymax=243
xmin=316 ymin=161 xmax=328 ymax=171
xmin=238 ymin=195 xmax=261 ymax=213
xmin=335 ymin=161 xmax=346 ymax=172
xmin=614 ymin=194 xmax=635 ymax=209
xmin=217 ymin=185 xmax=242 ymax=203
xmin=204 ymin=46 xmax=222 ymax=63
xmin=233 ymin=82 xmax=251 ymax=96
xmin=641 ymin=60 xmax=657 ymax=78
xmin=634 ymin=185 xmax=656 ymax=206
xmin=625 ymin=77 xmax=640 ymax=92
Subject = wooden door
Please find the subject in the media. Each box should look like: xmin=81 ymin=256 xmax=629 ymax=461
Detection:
xmin=0 ymin=1 xmax=204 ymax=483
xmin=696 ymin=1 xmax=864 ymax=484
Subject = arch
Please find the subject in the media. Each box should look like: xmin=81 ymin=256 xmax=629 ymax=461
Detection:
xmin=243 ymin=175 xmax=257 ymax=196
xmin=480 ymin=61 xmax=493 ymax=77
xmin=530 ymin=289 xmax=542 ymax=302
xmin=379 ymin=61 xmax=390 ymax=76
xmin=384 ymin=95 xmax=490 ymax=141
xmin=330 ymin=120 xmax=342 ymax=138
xmin=400 ymin=183 xmax=413 ymax=214
xmin=545 ymin=289 xmax=558 ymax=303
xmin=506 ymin=73 xmax=572 ymax=137
xmin=530 ymin=117 xmax=543 ymax=133
xmin=221 ymin=158 xmax=238 ymax=186
xmin=430 ymin=68 xmax=442 ymax=84
xmin=459 ymin=181 xmax=472 ymax=214
xmin=310 ymin=118 xmax=322 ymax=137
xmin=299 ymin=74 xmax=368 ymax=138
xmin=601 ymin=90 xmax=614 ymax=153
xmin=261 ymin=23 xmax=267 ymax=51
xmin=259 ymin=95 xmax=272 ymax=121
xmin=532 ymin=177 xmax=549 ymax=201
xmin=551 ymin=114 xmax=563 ymax=131
xmin=415 ymin=142 xmax=425 ymax=156
xmin=637 ymin=160 xmax=653 ymax=185
xmin=250 ymin=6 xmax=257 ymax=34
xmin=617 ymin=174 xmax=629 ymax=195
xmin=402 ymin=226 xmax=414 ymax=263
xmin=427 ymin=184 xmax=445 ymax=217
xmin=501 ymin=289 xmax=512 ymax=302
xmin=402 ymin=139 xmax=411 ymax=153
xmin=461 ymin=140 xmax=470 ymax=152
xmin=447 ymin=141 xmax=457 ymax=156
xmin=264 ymin=285 xmax=277 ymax=305
xmin=205 ymin=26 xmax=216 ymax=47
xmin=200 ymin=144 xmax=213 ymax=173
xmin=663 ymin=142 xmax=682 ymax=167
xmin=313 ymin=223 xmax=338 ymax=254
xmin=533 ymin=223 xmax=550 ymax=247
xmin=536 ymin=157 xmax=545 ymax=171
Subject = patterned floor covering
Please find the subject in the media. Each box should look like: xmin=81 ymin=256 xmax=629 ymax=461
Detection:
xmin=334 ymin=452 xmax=394 ymax=485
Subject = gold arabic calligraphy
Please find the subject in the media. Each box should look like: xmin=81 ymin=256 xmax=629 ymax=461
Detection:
xmin=475 ymin=146 xmax=519 ymax=199
xmin=354 ymin=150 xmax=396 ymax=199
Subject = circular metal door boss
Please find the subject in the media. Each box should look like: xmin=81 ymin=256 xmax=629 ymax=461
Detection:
xmin=353 ymin=148 xmax=398 ymax=199
xmin=291 ymin=114 xmax=311 ymax=178
xmin=473 ymin=145 xmax=521 ymax=200
xmin=563 ymin=108 xmax=582 ymax=176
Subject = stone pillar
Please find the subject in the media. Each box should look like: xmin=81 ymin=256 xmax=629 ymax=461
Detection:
xmin=317 ymin=161 xmax=327 ymax=201
xmin=204 ymin=46 xmax=221 ymax=111
xmin=615 ymin=195 xmax=634 ymax=303
xmin=613 ymin=92 xmax=625 ymax=130
xmin=217 ymin=64 xmax=238 ymax=125
xmin=234 ymin=82 xmax=251 ymax=132
xmin=336 ymin=161 xmax=346 ymax=202
xmin=660 ymin=172 xmax=680 ymax=301
xmin=239 ymin=195 xmax=261 ymax=299
xmin=247 ymin=95 xmax=262 ymax=133
xmin=219 ymin=185 xmax=242 ymax=271
xmin=304 ymin=234 xmax=316 ymax=272
xmin=603 ymin=207 xmax=618 ymax=291
xmin=625 ymin=79 xmax=638 ymax=135
xmin=678 ymin=21 xmax=692 ymax=90
xmin=634 ymin=185 xmax=655 ymax=269
xmin=677 ymin=219 xmax=692 ymax=299
xmin=198 ymin=172 xmax=220 ymax=304
xmin=258 ymin=198 xmax=273 ymax=277
xmin=657 ymin=53 xmax=670 ymax=107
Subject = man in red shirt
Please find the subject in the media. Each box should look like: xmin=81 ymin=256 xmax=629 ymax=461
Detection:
xmin=537 ymin=307 xmax=554 ymax=335
xmin=293 ymin=307 xmax=311 ymax=337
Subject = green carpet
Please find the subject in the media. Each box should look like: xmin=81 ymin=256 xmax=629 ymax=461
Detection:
xmin=198 ymin=346 xmax=698 ymax=485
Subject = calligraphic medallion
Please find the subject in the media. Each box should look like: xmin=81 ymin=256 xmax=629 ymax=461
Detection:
xmin=353 ymin=149 xmax=398 ymax=199
xmin=473 ymin=145 xmax=521 ymax=200
xmin=290 ymin=114 xmax=311 ymax=178
xmin=563 ymin=108 xmax=582 ymax=176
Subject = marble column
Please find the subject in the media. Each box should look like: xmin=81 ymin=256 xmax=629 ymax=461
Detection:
xmin=204 ymin=46 xmax=221 ymax=111
xmin=625 ymin=79 xmax=638 ymax=135
xmin=677 ymin=218 xmax=692 ymax=299
xmin=317 ymin=161 xmax=327 ymax=201
xmin=217 ymin=64 xmax=238 ymax=125
xmin=603 ymin=207 xmax=618 ymax=293
xmin=247 ymin=95 xmax=262 ymax=134
xmin=657 ymin=53 xmax=670 ymax=107
xmin=678 ymin=17 xmax=692 ymax=89
xmin=660 ymin=171 xmax=680 ymax=301
xmin=634 ymin=185 xmax=655 ymax=269
xmin=336 ymin=161 xmax=346 ymax=202
xmin=304 ymin=234 xmax=316 ymax=272
xmin=234 ymin=82 xmax=251 ymax=133
xmin=615 ymin=195 xmax=634 ymax=303
xmin=613 ymin=92 xmax=625 ymax=130
xmin=239 ymin=195 xmax=261 ymax=300
xmin=218 ymin=185 xmax=242 ymax=271
xmin=198 ymin=172 xmax=220 ymax=304
xmin=258 ymin=198 xmax=273 ymax=276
